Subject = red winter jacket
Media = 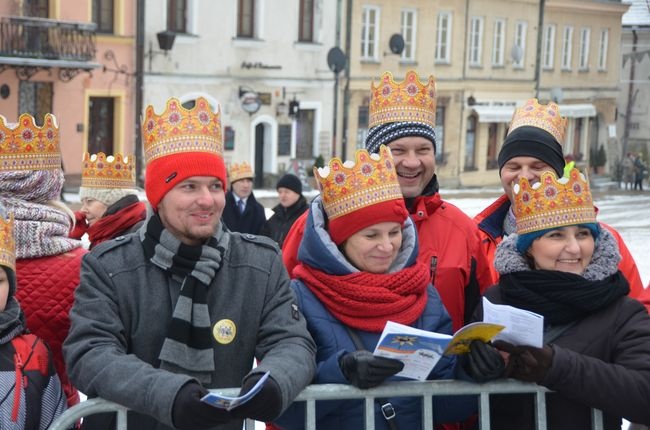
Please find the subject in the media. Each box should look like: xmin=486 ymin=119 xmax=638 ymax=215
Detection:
xmin=474 ymin=194 xmax=646 ymax=306
xmin=15 ymin=246 xmax=87 ymax=407
xmin=282 ymin=193 xmax=493 ymax=332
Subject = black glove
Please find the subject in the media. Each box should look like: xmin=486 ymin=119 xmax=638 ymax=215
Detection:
xmin=493 ymin=341 xmax=554 ymax=383
xmin=231 ymin=373 xmax=283 ymax=422
xmin=463 ymin=340 xmax=505 ymax=383
xmin=172 ymin=381 xmax=233 ymax=430
xmin=339 ymin=350 xmax=404 ymax=389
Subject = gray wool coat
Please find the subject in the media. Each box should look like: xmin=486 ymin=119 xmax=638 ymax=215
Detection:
xmin=63 ymin=229 xmax=316 ymax=430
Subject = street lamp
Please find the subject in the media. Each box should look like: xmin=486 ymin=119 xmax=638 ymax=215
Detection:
xmin=146 ymin=30 xmax=176 ymax=72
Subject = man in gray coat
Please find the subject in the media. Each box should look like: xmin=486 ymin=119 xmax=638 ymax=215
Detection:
xmin=63 ymin=96 xmax=316 ymax=430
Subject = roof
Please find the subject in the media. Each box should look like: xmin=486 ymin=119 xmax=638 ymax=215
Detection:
xmin=623 ymin=0 xmax=650 ymax=26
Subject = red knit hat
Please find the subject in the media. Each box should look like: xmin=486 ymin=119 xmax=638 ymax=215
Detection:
xmin=142 ymin=97 xmax=226 ymax=210
xmin=315 ymin=145 xmax=408 ymax=245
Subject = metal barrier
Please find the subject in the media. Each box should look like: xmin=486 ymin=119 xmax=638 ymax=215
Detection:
xmin=50 ymin=380 xmax=604 ymax=430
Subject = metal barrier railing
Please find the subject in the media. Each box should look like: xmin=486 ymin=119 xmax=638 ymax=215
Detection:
xmin=50 ymin=380 xmax=604 ymax=430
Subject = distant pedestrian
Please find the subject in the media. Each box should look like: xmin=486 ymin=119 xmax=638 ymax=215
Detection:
xmin=622 ymin=152 xmax=636 ymax=190
xmin=222 ymin=161 xmax=266 ymax=234
xmin=634 ymin=154 xmax=647 ymax=191
xmin=260 ymin=174 xmax=308 ymax=247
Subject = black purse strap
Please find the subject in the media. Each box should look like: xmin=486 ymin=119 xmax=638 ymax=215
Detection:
xmin=345 ymin=327 xmax=399 ymax=430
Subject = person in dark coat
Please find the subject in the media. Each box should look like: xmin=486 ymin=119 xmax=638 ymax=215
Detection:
xmin=474 ymin=166 xmax=650 ymax=430
xmin=222 ymin=161 xmax=266 ymax=234
xmin=260 ymin=174 xmax=308 ymax=248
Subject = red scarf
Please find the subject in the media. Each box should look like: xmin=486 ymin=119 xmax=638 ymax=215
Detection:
xmin=87 ymin=201 xmax=147 ymax=248
xmin=293 ymin=261 xmax=430 ymax=332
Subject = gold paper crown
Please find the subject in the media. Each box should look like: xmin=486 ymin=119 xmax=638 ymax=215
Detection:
xmin=228 ymin=161 xmax=254 ymax=183
xmin=508 ymin=98 xmax=568 ymax=144
xmin=514 ymin=167 xmax=596 ymax=235
xmin=141 ymin=97 xmax=223 ymax=165
xmin=368 ymin=70 xmax=437 ymax=128
xmin=0 ymin=213 xmax=15 ymax=272
xmin=81 ymin=152 xmax=136 ymax=189
xmin=0 ymin=113 xmax=61 ymax=171
xmin=314 ymin=145 xmax=402 ymax=220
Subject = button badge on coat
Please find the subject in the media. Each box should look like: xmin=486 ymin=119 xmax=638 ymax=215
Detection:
xmin=213 ymin=319 xmax=236 ymax=344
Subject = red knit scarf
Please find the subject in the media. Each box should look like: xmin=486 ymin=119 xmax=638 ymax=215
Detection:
xmin=87 ymin=201 xmax=147 ymax=248
xmin=293 ymin=261 xmax=430 ymax=332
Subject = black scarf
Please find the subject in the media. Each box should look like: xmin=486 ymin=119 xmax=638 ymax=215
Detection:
xmin=140 ymin=214 xmax=229 ymax=384
xmin=499 ymin=270 xmax=629 ymax=326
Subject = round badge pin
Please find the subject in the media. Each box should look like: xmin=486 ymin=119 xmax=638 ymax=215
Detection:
xmin=213 ymin=319 xmax=237 ymax=344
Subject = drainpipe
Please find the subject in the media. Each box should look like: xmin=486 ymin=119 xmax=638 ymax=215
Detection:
xmin=622 ymin=28 xmax=638 ymax=161
xmin=341 ymin=0 xmax=352 ymax=161
xmin=534 ymin=0 xmax=545 ymax=98
xmin=134 ymin=0 xmax=145 ymax=187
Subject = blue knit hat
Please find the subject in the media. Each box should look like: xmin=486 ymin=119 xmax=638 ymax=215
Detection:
xmin=516 ymin=223 xmax=601 ymax=254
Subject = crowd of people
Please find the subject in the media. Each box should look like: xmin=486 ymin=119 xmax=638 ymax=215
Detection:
xmin=0 ymin=70 xmax=648 ymax=430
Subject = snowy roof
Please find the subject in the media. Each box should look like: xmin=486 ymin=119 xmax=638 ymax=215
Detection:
xmin=622 ymin=0 xmax=650 ymax=26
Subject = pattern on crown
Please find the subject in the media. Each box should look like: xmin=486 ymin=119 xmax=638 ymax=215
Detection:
xmin=0 ymin=113 xmax=61 ymax=171
xmin=514 ymin=167 xmax=596 ymax=235
xmin=508 ymin=98 xmax=568 ymax=144
xmin=369 ymin=70 xmax=437 ymax=129
xmin=81 ymin=152 xmax=136 ymax=189
xmin=142 ymin=97 xmax=222 ymax=165
xmin=0 ymin=213 xmax=15 ymax=272
xmin=228 ymin=161 xmax=254 ymax=183
xmin=314 ymin=145 xmax=402 ymax=220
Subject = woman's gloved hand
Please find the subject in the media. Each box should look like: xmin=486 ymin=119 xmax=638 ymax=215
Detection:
xmin=463 ymin=340 xmax=505 ymax=382
xmin=339 ymin=350 xmax=404 ymax=389
xmin=493 ymin=340 xmax=554 ymax=383
xmin=231 ymin=373 xmax=283 ymax=422
xmin=172 ymin=381 xmax=233 ymax=430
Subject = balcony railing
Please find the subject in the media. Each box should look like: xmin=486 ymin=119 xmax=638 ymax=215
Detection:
xmin=0 ymin=16 xmax=96 ymax=62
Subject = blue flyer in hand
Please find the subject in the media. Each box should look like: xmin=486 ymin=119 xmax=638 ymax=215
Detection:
xmin=201 ymin=371 xmax=270 ymax=410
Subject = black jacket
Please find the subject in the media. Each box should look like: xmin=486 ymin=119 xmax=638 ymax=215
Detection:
xmin=260 ymin=195 xmax=308 ymax=248
xmin=222 ymin=191 xmax=266 ymax=235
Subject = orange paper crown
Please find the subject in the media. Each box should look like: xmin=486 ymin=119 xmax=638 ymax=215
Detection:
xmin=368 ymin=70 xmax=437 ymax=128
xmin=81 ymin=152 xmax=136 ymax=189
xmin=314 ymin=145 xmax=402 ymax=221
xmin=228 ymin=161 xmax=254 ymax=183
xmin=141 ymin=97 xmax=223 ymax=166
xmin=0 ymin=113 xmax=61 ymax=171
xmin=508 ymin=98 xmax=568 ymax=144
xmin=514 ymin=167 xmax=596 ymax=235
xmin=0 ymin=213 xmax=15 ymax=271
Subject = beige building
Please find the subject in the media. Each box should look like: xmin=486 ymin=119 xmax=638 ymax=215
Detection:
xmin=0 ymin=0 xmax=136 ymax=182
xmin=340 ymin=0 xmax=629 ymax=187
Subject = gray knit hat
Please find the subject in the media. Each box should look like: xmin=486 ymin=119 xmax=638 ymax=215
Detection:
xmin=79 ymin=187 xmax=138 ymax=207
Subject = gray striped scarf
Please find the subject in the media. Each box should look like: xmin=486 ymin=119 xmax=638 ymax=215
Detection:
xmin=140 ymin=214 xmax=229 ymax=384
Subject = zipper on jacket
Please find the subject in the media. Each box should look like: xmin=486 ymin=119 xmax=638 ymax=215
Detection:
xmin=12 ymin=351 xmax=23 ymax=422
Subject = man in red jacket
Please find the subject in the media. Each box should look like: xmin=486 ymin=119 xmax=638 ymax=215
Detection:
xmin=282 ymin=70 xmax=493 ymax=332
xmin=474 ymin=98 xmax=645 ymax=304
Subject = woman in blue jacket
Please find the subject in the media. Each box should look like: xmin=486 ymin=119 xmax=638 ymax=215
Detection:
xmin=274 ymin=146 xmax=502 ymax=430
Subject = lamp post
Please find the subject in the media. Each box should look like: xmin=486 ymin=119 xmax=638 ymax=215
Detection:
xmin=327 ymin=47 xmax=346 ymax=158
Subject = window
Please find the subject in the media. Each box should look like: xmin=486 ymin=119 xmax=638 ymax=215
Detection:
xmin=435 ymin=12 xmax=452 ymax=63
xmin=357 ymin=105 xmax=369 ymax=149
xmin=93 ymin=0 xmax=114 ymax=34
xmin=561 ymin=26 xmax=573 ymax=70
xmin=542 ymin=24 xmax=556 ymax=69
xmin=296 ymin=109 xmax=315 ymax=159
xmin=598 ymin=28 xmax=609 ymax=70
xmin=435 ymin=106 xmax=445 ymax=163
xmin=579 ymin=27 xmax=590 ymax=70
xmin=469 ymin=17 xmax=484 ymax=66
xmin=486 ymin=123 xmax=498 ymax=170
xmin=401 ymin=9 xmax=417 ymax=61
xmin=465 ymin=115 xmax=477 ymax=171
xmin=513 ymin=21 xmax=527 ymax=68
xmin=19 ymin=82 xmax=52 ymax=125
xmin=23 ymin=0 xmax=48 ymax=17
xmin=299 ymin=0 xmax=314 ymax=42
xmin=492 ymin=19 xmax=505 ymax=66
xmin=167 ymin=0 xmax=187 ymax=33
xmin=238 ymin=0 xmax=255 ymax=38
xmin=361 ymin=6 xmax=380 ymax=60
xmin=88 ymin=97 xmax=115 ymax=155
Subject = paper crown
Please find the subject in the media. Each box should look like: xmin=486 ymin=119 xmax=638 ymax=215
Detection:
xmin=508 ymin=98 xmax=568 ymax=144
xmin=0 ymin=213 xmax=15 ymax=271
xmin=0 ymin=113 xmax=61 ymax=171
xmin=81 ymin=152 xmax=136 ymax=189
xmin=314 ymin=145 xmax=403 ymax=221
xmin=514 ymin=167 xmax=596 ymax=235
xmin=368 ymin=70 xmax=437 ymax=129
xmin=141 ymin=97 xmax=223 ymax=166
xmin=228 ymin=161 xmax=254 ymax=183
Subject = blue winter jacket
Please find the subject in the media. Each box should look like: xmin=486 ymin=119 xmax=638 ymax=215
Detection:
xmin=274 ymin=197 xmax=477 ymax=430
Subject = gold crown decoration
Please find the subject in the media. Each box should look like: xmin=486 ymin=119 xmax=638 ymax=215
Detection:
xmin=314 ymin=145 xmax=403 ymax=220
xmin=0 ymin=213 xmax=15 ymax=271
xmin=507 ymin=98 xmax=568 ymax=144
xmin=368 ymin=70 xmax=437 ymax=129
xmin=0 ymin=113 xmax=61 ymax=171
xmin=514 ymin=167 xmax=596 ymax=235
xmin=142 ymin=97 xmax=223 ymax=165
xmin=81 ymin=152 xmax=136 ymax=189
xmin=228 ymin=161 xmax=254 ymax=183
